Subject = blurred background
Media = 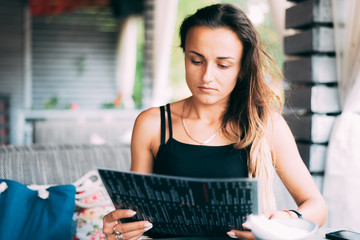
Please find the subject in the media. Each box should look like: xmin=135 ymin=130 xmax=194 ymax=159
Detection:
xmin=0 ymin=0 xmax=283 ymax=146
xmin=1 ymin=0 xmax=360 ymax=231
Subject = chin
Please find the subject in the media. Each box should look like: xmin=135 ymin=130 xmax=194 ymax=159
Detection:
xmin=193 ymin=95 xmax=226 ymax=106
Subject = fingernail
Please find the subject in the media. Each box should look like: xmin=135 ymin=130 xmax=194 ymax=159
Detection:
xmin=242 ymin=222 xmax=251 ymax=229
xmin=128 ymin=210 xmax=136 ymax=216
xmin=144 ymin=222 xmax=153 ymax=231
xmin=227 ymin=231 xmax=237 ymax=238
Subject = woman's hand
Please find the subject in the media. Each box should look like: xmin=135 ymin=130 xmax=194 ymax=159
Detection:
xmin=268 ymin=210 xmax=297 ymax=220
xmin=226 ymin=221 xmax=256 ymax=240
xmin=227 ymin=230 xmax=256 ymax=240
xmin=103 ymin=209 xmax=153 ymax=240
xmin=226 ymin=211 xmax=293 ymax=239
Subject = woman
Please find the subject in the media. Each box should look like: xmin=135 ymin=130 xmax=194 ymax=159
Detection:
xmin=103 ymin=3 xmax=327 ymax=240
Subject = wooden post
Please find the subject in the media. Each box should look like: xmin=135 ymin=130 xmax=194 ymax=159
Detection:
xmin=284 ymin=0 xmax=339 ymax=191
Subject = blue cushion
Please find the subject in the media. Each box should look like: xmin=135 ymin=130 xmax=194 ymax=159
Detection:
xmin=0 ymin=179 xmax=75 ymax=240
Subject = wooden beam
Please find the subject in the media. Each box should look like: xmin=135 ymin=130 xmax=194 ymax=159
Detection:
xmin=297 ymin=142 xmax=327 ymax=172
xmin=283 ymin=113 xmax=336 ymax=143
xmin=284 ymin=56 xmax=337 ymax=83
xmin=285 ymin=85 xmax=340 ymax=113
xmin=284 ymin=27 xmax=335 ymax=55
xmin=287 ymin=0 xmax=308 ymax=2
xmin=286 ymin=0 xmax=332 ymax=29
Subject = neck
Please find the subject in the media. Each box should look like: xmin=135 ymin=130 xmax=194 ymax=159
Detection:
xmin=184 ymin=97 xmax=226 ymax=123
xmin=181 ymin=97 xmax=225 ymax=145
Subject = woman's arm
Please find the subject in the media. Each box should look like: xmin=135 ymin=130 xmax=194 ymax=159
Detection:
xmin=267 ymin=112 xmax=328 ymax=226
xmin=103 ymin=108 xmax=160 ymax=240
xmin=130 ymin=107 xmax=161 ymax=173
xmin=227 ymin=112 xmax=328 ymax=239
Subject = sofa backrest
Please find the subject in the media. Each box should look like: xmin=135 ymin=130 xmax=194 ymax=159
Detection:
xmin=0 ymin=143 xmax=131 ymax=185
xmin=0 ymin=142 xmax=298 ymax=211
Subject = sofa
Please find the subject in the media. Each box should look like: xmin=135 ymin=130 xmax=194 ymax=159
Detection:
xmin=0 ymin=143 xmax=131 ymax=185
xmin=0 ymin=142 xmax=298 ymax=239
xmin=0 ymin=142 xmax=132 ymax=239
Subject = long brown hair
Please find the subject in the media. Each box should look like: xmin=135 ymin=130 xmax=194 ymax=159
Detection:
xmin=180 ymin=3 xmax=283 ymax=213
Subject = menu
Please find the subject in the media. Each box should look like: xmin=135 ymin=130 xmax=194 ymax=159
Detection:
xmin=98 ymin=169 xmax=258 ymax=238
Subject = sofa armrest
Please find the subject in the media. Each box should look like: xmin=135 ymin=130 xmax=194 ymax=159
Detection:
xmin=0 ymin=143 xmax=131 ymax=185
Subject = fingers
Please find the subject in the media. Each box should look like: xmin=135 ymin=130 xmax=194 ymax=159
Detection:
xmin=242 ymin=222 xmax=251 ymax=230
xmin=103 ymin=209 xmax=137 ymax=235
xmin=118 ymin=227 xmax=149 ymax=240
xmin=105 ymin=230 xmax=144 ymax=240
xmin=109 ymin=222 xmax=152 ymax=240
xmin=104 ymin=209 xmax=137 ymax=223
xmin=114 ymin=221 xmax=153 ymax=237
xmin=227 ymin=230 xmax=256 ymax=240
xmin=103 ymin=209 xmax=153 ymax=240
xmin=269 ymin=210 xmax=293 ymax=220
xmin=105 ymin=234 xmax=118 ymax=240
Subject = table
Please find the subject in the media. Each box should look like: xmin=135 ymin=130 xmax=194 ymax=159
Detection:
xmin=149 ymin=228 xmax=341 ymax=239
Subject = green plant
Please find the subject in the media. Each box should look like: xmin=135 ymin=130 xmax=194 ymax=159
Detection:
xmin=132 ymin=19 xmax=145 ymax=109
xmin=44 ymin=96 xmax=59 ymax=109
xmin=101 ymin=103 xmax=116 ymax=109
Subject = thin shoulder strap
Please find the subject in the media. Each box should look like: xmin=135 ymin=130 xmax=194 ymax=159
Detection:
xmin=160 ymin=105 xmax=165 ymax=145
xmin=166 ymin=103 xmax=173 ymax=138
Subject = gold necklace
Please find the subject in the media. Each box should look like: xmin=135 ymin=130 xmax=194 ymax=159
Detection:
xmin=181 ymin=99 xmax=219 ymax=145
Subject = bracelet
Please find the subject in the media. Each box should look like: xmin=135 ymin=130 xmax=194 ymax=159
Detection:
xmin=289 ymin=209 xmax=303 ymax=219
xmin=282 ymin=210 xmax=292 ymax=217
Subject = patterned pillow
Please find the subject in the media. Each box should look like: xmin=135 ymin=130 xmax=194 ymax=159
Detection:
xmin=72 ymin=171 xmax=115 ymax=240
xmin=73 ymin=185 xmax=115 ymax=240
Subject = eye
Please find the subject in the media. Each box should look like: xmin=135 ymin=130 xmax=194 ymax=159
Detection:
xmin=218 ymin=64 xmax=229 ymax=69
xmin=191 ymin=60 xmax=203 ymax=65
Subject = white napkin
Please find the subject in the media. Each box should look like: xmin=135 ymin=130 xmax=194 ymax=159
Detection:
xmin=246 ymin=215 xmax=310 ymax=240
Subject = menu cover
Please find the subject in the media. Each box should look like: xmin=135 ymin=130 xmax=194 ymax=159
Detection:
xmin=98 ymin=169 xmax=258 ymax=238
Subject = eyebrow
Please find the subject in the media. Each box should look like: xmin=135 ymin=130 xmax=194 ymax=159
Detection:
xmin=189 ymin=51 xmax=235 ymax=60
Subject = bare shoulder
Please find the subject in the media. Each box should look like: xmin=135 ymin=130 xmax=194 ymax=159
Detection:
xmin=135 ymin=101 xmax=183 ymax=122
xmin=264 ymin=111 xmax=294 ymax=149
xmin=131 ymin=107 xmax=161 ymax=172
xmin=134 ymin=107 xmax=161 ymax=126
xmin=133 ymin=101 xmax=184 ymax=140
xmin=132 ymin=107 xmax=161 ymax=142
xmin=265 ymin=111 xmax=286 ymax=134
xmin=131 ymin=107 xmax=161 ymax=161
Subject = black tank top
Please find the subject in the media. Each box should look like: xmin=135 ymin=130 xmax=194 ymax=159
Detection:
xmin=153 ymin=104 xmax=248 ymax=178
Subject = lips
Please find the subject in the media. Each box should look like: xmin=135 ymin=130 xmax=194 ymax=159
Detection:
xmin=198 ymin=86 xmax=217 ymax=92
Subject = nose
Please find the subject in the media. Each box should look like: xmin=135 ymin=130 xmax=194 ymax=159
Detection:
xmin=203 ymin=63 xmax=215 ymax=83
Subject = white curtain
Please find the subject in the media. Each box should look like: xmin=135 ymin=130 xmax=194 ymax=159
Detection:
xmin=116 ymin=17 xmax=139 ymax=109
xmin=151 ymin=0 xmax=178 ymax=107
xmin=323 ymin=0 xmax=360 ymax=230
xmin=267 ymin=0 xmax=293 ymax=49
xmin=267 ymin=0 xmax=300 ymax=211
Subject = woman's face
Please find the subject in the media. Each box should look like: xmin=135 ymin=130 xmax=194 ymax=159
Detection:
xmin=184 ymin=26 xmax=243 ymax=105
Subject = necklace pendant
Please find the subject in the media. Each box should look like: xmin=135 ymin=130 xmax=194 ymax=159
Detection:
xmin=181 ymin=116 xmax=218 ymax=145
xmin=181 ymin=99 xmax=220 ymax=146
